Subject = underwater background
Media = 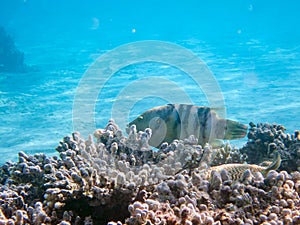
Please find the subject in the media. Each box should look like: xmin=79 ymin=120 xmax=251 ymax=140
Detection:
xmin=1 ymin=0 xmax=300 ymax=164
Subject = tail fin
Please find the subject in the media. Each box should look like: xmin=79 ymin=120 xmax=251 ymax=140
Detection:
xmin=262 ymin=151 xmax=281 ymax=175
xmin=224 ymin=119 xmax=248 ymax=140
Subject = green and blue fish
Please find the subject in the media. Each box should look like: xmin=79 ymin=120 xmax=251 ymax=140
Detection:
xmin=128 ymin=104 xmax=248 ymax=147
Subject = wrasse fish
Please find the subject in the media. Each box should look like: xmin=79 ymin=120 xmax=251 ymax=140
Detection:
xmin=203 ymin=151 xmax=281 ymax=181
xmin=128 ymin=104 xmax=248 ymax=148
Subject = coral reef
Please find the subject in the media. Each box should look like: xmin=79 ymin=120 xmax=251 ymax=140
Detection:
xmin=0 ymin=120 xmax=299 ymax=224
xmin=0 ymin=26 xmax=27 ymax=73
xmin=241 ymin=122 xmax=300 ymax=172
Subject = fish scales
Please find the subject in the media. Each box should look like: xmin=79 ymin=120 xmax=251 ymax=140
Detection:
xmin=175 ymin=104 xmax=201 ymax=142
xmin=199 ymin=107 xmax=213 ymax=143
xmin=174 ymin=105 xmax=218 ymax=145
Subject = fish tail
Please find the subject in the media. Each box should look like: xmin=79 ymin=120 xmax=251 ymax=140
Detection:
xmin=224 ymin=119 xmax=248 ymax=140
xmin=262 ymin=151 xmax=281 ymax=175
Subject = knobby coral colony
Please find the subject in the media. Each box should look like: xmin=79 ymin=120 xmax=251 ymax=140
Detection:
xmin=0 ymin=121 xmax=299 ymax=225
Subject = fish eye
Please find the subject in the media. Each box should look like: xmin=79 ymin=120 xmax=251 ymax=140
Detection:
xmin=138 ymin=116 xmax=143 ymax=121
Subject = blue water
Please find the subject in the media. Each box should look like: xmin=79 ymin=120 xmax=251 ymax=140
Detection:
xmin=1 ymin=0 xmax=300 ymax=164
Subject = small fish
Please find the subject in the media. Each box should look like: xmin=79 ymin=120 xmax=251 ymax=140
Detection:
xmin=128 ymin=104 xmax=248 ymax=147
xmin=202 ymin=151 xmax=281 ymax=180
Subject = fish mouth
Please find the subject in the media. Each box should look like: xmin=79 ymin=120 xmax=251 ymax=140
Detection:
xmin=224 ymin=120 xmax=248 ymax=140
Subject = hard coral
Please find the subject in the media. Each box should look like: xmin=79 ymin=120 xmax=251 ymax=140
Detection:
xmin=0 ymin=120 xmax=299 ymax=224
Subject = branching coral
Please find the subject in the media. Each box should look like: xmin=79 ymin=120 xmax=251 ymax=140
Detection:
xmin=0 ymin=120 xmax=299 ymax=224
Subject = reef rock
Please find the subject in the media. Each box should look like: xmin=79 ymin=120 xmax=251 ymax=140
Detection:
xmin=241 ymin=122 xmax=300 ymax=172
xmin=0 ymin=26 xmax=27 ymax=73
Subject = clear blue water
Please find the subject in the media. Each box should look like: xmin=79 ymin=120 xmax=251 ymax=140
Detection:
xmin=1 ymin=0 xmax=300 ymax=164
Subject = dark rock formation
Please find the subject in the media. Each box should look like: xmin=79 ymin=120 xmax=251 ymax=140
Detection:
xmin=0 ymin=26 xmax=27 ymax=73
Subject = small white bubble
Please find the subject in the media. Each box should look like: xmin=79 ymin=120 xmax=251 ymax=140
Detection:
xmin=132 ymin=28 xmax=136 ymax=33
xmin=91 ymin=17 xmax=100 ymax=30
xmin=237 ymin=29 xmax=242 ymax=34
